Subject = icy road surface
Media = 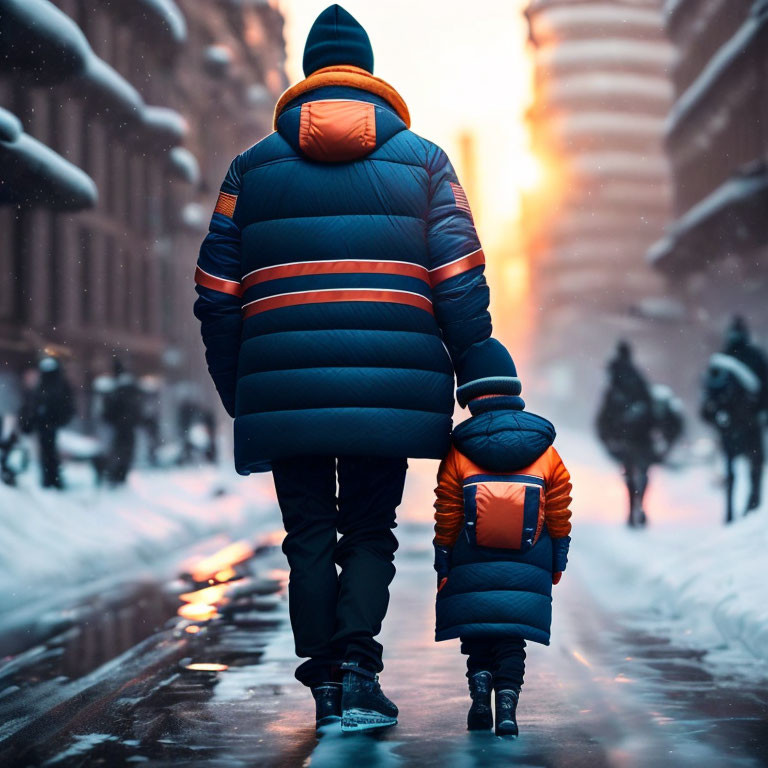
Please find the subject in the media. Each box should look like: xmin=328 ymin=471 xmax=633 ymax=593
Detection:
xmin=1 ymin=434 xmax=767 ymax=767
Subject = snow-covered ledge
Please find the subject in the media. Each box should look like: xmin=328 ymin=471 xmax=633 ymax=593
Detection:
xmin=0 ymin=108 xmax=97 ymax=210
xmin=136 ymin=0 xmax=187 ymax=45
xmin=0 ymin=0 xmax=90 ymax=84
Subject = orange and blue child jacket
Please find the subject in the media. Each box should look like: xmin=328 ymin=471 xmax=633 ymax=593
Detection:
xmin=194 ymin=65 xmax=495 ymax=474
xmin=433 ymin=402 xmax=572 ymax=645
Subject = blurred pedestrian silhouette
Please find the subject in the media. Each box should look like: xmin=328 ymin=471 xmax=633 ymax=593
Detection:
xmin=0 ymin=414 xmax=26 ymax=486
xmin=177 ymin=399 xmax=217 ymax=465
xmin=19 ymin=357 xmax=75 ymax=489
xmin=138 ymin=375 xmax=163 ymax=467
xmin=701 ymin=316 xmax=767 ymax=523
xmin=101 ymin=359 xmax=143 ymax=486
xmin=597 ymin=341 xmax=683 ymax=526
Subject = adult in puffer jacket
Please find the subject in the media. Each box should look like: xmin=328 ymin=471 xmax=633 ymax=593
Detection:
xmin=193 ymin=5 xmax=514 ymax=732
xmin=432 ymin=344 xmax=572 ymax=735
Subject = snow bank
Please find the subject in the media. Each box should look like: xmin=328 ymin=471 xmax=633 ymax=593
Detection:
xmin=557 ymin=426 xmax=767 ymax=664
xmin=643 ymin=510 xmax=768 ymax=661
xmin=578 ymin=509 xmax=768 ymax=665
xmin=0 ymin=468 xmax=279 ymax=613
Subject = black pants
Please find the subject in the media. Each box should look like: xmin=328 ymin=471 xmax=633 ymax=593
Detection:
xmin=461 ymin=637 xmax=526 ymax=690
xmin=272 ymin=455 xmax=407 ymax=687
xmin=38 ymin=427 xmax=62 ymax=488
xmin=109 ymin=428 xmax=135 ymax=485
xmin=624 ymin=460 xmax=650 ymax=526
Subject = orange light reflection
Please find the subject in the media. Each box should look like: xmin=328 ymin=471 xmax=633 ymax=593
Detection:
xmin=191 ymin=540 xmax=253 ymax=583
xmin=179 ymin=583 xmax=229 ymax=606
xmin=178 ymin=603 xmax=218 ymax=622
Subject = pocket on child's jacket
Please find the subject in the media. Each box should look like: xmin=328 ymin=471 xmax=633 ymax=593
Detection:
xmin=463 ymin=475 xmax=545 ymax=552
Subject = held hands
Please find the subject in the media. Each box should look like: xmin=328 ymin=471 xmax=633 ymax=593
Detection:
xmin=552 ymin=571 xmax=563 ymax=585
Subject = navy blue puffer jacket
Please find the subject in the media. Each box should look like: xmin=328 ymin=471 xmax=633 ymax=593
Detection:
xmin=434 ymin=400 xmax=573 ymax=645
xmin=194 ymin=66 xmax=494 ymax=474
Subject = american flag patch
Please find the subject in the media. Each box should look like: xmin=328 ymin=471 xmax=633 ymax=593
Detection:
xmin=450 ymin=182 xmax=472 ymax=215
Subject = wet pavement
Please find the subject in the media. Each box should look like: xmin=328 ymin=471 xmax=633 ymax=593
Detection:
xmin=1 ymin=511 xmax=767 ymax=768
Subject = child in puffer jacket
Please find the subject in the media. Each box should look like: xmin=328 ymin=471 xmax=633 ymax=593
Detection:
xmin=433 ymin=345 xmax=572 ymax=737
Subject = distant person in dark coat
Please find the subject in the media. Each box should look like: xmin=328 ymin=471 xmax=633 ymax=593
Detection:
xmin=596 ymin=341 xmax=655 ymax=526
xmin=177 ymin=399 xmax=217 ymax=465
xmin=102 ymin=360 xmax=142 ymax=486
xmin=701 ymin=316 xmax=767 ymax=521
xmin=723 ymin=316 xmax=768 ymax=415
xmin=19 ymin=357 xmax=74 ymax=489
xmin=138 ymin=376 xmax=162 ymax=468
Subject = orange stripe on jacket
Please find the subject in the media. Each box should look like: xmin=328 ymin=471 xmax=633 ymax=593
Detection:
xmin=214 ymin=192 xmax=237 ymax=218
xmin=433 ymin=444 xmax=572 ymax=548
xmin=241 ymin=259 xmax=429 ymax=291
xmin=429 ymin=249 xmax=485 ymax=287
xmin=194 ymin=266 xmax=242 ymax=297
xmin=242 ymin=288 xmax=434 ymax=318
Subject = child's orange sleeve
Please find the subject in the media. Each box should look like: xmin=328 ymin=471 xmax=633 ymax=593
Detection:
xmin=544 ymin=446 xmax=572 ymax=539
xmin=434 ymin=447 xmax=465 ymax=547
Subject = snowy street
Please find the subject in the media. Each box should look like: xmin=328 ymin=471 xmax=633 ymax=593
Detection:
xmin=4 ymin=0 xmax=768 ymax=765
xmin=1 ymin=433 xmax=767 ymax=767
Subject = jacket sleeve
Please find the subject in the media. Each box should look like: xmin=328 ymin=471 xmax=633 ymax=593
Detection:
xmin=544 ymin=446 xmax=573 ymax=571
xmin=194 ymin=158 xmax=244 ymax=417
xmin=434 ymin=446 xmax=465 ymax=548
xmin=426 ymin=147 xmax=492 ymax=376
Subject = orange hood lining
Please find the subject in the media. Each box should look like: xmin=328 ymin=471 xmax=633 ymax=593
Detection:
xmin=273 ymin=65 xmax=411 ymax=129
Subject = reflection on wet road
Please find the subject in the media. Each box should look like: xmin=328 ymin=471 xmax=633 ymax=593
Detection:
xmin=1 ymin=516 xmax=766 ymax=768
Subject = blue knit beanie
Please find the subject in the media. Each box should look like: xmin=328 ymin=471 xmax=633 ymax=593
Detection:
xmin=456 ymin=338 xmax=522 ymax=408
xmin=303 ymin=5 xmax=374 ymax=77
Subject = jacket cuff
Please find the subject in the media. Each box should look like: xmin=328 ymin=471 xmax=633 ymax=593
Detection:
xmin=552 ymin=536 xmax=571 ymax=573
xmin=214 ymin=383 xmax=237 ymax=418
xmin=433 ymin=542 xmax=453 ymax=579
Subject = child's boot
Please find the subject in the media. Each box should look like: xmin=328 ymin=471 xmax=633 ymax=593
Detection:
xmin=495 ymin=687 xmax=520 ymax=737
xmin=467 ymin=671 xmax=493 ymax=731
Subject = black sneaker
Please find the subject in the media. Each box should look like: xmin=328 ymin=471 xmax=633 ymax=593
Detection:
xmin=311 ymin=683 xmax=342 ymax=727
xmin=340 ymin=662 xmax=398 ymax=732
xmin=467 ymin=671 xmax=493 ymax=731
xmin=495 ymin=688 xmax=520 ymax=737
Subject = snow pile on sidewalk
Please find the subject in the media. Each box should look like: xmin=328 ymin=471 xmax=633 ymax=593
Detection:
xmin=643 ymin=510 xmax=768 ymax=662
xmin=578 ymin=511 xmax=768 ymax=665
xmin=0 ymin=468 xmax=279 ymax=613
xmin=556 ymin=424 xmax=767 ymax=664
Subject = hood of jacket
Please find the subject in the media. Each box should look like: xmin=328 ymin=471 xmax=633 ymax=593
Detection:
xmin=274 ymin=66 xmax=409 ymax=163
xmin=452 ymin=407 xmax=556 ymax=474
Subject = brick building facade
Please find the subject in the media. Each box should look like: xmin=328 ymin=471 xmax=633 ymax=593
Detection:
xmin=649 ymin=0 xmax=768 ymax=392
xmin=0 ymin=0 xmax=285 ymax=419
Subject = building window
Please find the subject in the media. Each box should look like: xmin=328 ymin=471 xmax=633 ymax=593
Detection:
xmin=80 ymin=228 xmax=91 ymax=326
xmin=49 ymin=216 xmax=60 ymax=327
xmin=141 ymin=254 xmax=151 ymax=334
xmin=103 ymin=235 xmax=113 ymax=327
xmin=121 ymin=249 xmax=131 ymax=331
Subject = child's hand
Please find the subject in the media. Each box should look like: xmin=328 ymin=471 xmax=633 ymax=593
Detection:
xmin=433 ymin=543 xmax=452 ymax=586
xmin=552 ymin=572 xmax=562 ymax=585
